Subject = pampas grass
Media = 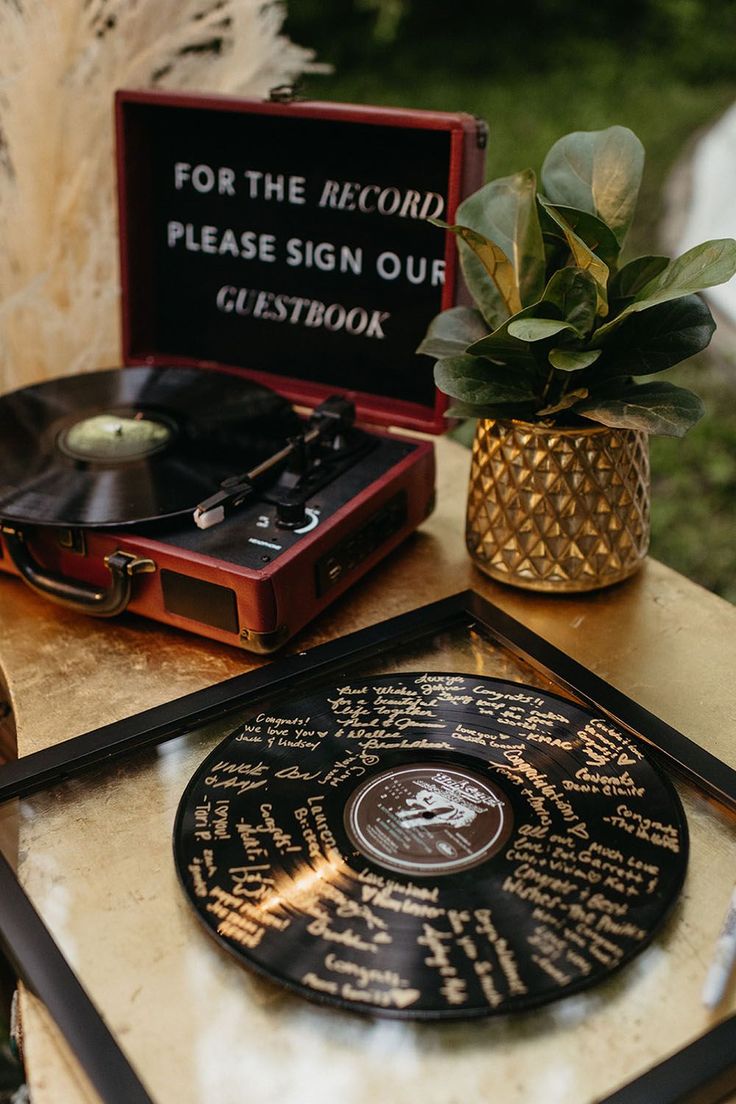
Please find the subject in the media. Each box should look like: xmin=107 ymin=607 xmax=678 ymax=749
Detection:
xmin=0 ymin=0 xmax=318 ymax=392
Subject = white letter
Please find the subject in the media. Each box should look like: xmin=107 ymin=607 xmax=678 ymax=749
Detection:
xmin=240 ymin=231 xmax=257 ymax=260
xmin=431 ymin=258 xmax=446 ymax=286
xmin=314 ymin=242 xmax=336 ymax=272
xmin=244 ymin=170 xmax=263 ymax=198
xmin=406 ymin=255 xmax=427 ymax=285
xmin=286 ymin=238 xmax=303 ymax=267
xmin=253 ymin=291 xmax=271 ymax=319
xmin=289 ymin=176 xmax=306 ymax=204
xmin=305 ymin=300 xmax=325 ymax=328
xmin=399 ymin=190 xmax=422 ymax=219
xmin=340 ymin=245 xmax=362 ymax=275
xmin=174 ymin=163 xmax=191 ymax=190
xmin=216 ymin=286 xmax=236 ymax=312
xmin=345 ymin=307 xmax=368 ymax=335
xmin=201 ymin=225 xmax=217 ymax=254
xmin=376 ymin=251 xmax=401 ymax=280
xmin=167 ymin=221 xmax=184 ymax=247
xmin=420 ymin=192 xmax=445 ymax=220
xmin=192 ymin=164 xmax=215 ymax=193
xmin=259 ymin=234 xmax=276 ymax=263
xmin=377 ymin=187 xmax=401 ymax=216
xmin=318 ymin=180 xmax=340 ymax=208
xmin=218 ymin=167 xmax=236 ymax=196
xmin=323 ymin=304 xmax=345 ymax=332
xmin=366 ymin=310 xmax=390 ymax=338
xmin=357 ymin=184 xmax=379 ymax=213
xmin=288 ymin=297 xmax=309 ymax=323
xmin=218 ymin=229 xmax=240 ymax=256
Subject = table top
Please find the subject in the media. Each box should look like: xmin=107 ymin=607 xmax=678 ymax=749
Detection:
xmin=2 ymin=435 xmax=736 ymax=1104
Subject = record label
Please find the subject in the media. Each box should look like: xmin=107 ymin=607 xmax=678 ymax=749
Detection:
xmin=344 ymin=762 xmax=512 ymax=876
xmin=174 ymin=674 xmax=688 ymax=1020
xmin=58 ymin=413 xmax=174 ymax=463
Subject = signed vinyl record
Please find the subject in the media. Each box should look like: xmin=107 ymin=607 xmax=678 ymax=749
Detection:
xmin=174 ymin=674 xmax=688 ymax=1020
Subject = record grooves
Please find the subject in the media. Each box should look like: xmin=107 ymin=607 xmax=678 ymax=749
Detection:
xmin=174 ymin=674 xmax=688 ymax=1020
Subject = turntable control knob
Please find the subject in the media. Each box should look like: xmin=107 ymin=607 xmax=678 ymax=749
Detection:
xmin=275 ymin=500 xmax=308 ymax=529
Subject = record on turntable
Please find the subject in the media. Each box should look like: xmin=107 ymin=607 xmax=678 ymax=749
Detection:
xmin=0 ymin=365 xmax=301 ymax=528
xmin=174 ymin=673 xmax=688 ymax=1019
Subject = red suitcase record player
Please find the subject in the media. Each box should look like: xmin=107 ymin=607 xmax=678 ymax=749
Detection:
xmin=0 ymin=90 xmax=486 ymax=652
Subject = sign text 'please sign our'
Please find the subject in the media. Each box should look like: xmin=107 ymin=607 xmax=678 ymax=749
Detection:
xmin=165 ymin=161 xmax=447 ymax=342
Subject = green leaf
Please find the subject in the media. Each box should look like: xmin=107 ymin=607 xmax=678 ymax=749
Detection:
xmin=548 ymin=347 xmax=602 ymax=372
xmin=467 ymin=301 xmax=561 ymax=368
xmin=455 ymin=169 xmax=546 ymax=307
xmin=508 ymin=317 xmax=577 ymax=342
xmin=594 ymin=238 xmax=736 ymax=342
xmin=609 ymin=255 xmax=669 ymax=301
xmin=457 ymin=244 xmax=509 ymax=329
xmin=536 ymin=388 xmax=589 ymax=417
xmin=639 ymin=238 xmax=736 ymax=301
xmin=542 ymin=267 xmax=598 ymax=336
xmin=539 ymin=199 xmax=609 ymax=315
xmin=541 ymin=126 xmax=645 ymax=246
xmin=416 ymin=307 xmax=489 ymax=358
xmin=543 ymin=204 xmax=621 ymax=268
xmin=434 ymin=355 xmax=539 ymax=406
xmin=596 ymin=294 xmax=716 ymax=377
xmin=436 ymin=221 xmax=522 ymax=316
xmin=576 ymin=380 xmax=705 ymax=436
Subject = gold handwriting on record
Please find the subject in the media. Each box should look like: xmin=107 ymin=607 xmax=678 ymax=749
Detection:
xmin=235 ymin=804 xmax=301 ymax=858
xmin=531 ymin=953 xmax=572 ymax=987
xmin=301 ymin=971 xmax=421 ymax=1009
xmin=357 ymin=869 xmax=441 ymax=903
xmin=230 ymin=864 xmax=275 ymax=900
xmin=604 ymin=804 xmax=681 ymax=852
xmin=187 ymin=858 xmax=208 ymax=898
xmin=498 ymin=750 xmax=579 ymax=824
xmin=417 ymin=922 xmax=468 ymax=1004
xmin=206 ymin=884 xmax=290 ymax=949
xmin=275 ymin=765 xmax=321 ymax=781
xmin=561 ymin=767 xmax=645 ymax=798
xmin=576 ymin=720 xmax=643 ymax=766
xmin=474 ymin=908 xmax=528 ymax=995
xmin=205 ymin=760 xmax=269 ymax=795
xmin=323 ymin=952 xmax=404 ymax=989
xmin=305 ymin=917 xmax=379 ymax=954
xmin=360 ymin=884 xmax=445 ymax=920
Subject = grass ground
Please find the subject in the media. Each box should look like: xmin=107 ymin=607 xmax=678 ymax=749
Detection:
xmin=292 ymin=31 xmax=736 ymax=600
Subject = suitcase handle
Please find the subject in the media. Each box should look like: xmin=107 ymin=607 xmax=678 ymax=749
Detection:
xmin=2 ymin=526 xmax=155 ymax=618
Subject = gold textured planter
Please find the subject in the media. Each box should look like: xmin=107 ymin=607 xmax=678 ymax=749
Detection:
xmin=466 ymin=419 xmax=650 ymax=593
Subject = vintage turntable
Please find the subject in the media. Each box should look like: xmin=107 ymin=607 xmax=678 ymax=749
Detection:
xmin=0 ymin=91 xmax=486 ymax=651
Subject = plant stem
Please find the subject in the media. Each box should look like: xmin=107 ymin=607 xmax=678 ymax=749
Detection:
xmin=541 ymin=366 xmax=556 ymax=404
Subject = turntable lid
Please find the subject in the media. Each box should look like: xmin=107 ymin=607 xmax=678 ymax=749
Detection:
xmin=116 ymin=91 xmax=486 ymax=435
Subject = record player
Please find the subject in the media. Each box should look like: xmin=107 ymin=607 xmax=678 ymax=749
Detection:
xmin=0 ymin=90 xmax=486 ymax=652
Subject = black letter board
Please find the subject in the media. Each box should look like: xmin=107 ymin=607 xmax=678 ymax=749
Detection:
xmin=116 ymin=92 xmax=485 ymax=433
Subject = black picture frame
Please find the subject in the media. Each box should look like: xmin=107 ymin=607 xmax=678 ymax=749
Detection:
xmin=0 ymin=589 xmax=734 ymax=1104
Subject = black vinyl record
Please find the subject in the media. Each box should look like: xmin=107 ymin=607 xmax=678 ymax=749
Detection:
xmin=174 ymin=674 xmax=688 ymax=1021
xmin=0 ymin=365 xmax=300 ymax=527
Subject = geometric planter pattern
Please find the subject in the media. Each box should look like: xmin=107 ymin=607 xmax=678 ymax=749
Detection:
xmin=466 ymin=419 xmax=650 ymax=592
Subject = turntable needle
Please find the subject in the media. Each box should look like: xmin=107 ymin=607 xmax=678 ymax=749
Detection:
xmin=193 ymin=395 xmax=356 ymax=529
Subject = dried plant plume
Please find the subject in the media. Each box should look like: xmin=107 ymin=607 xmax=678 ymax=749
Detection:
xmin=0 ymin=0 xmax=318 ymax=392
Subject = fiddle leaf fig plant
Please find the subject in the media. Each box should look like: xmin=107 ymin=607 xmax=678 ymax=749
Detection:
xmin=420 ymin=126 xmax=736 ymax=436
